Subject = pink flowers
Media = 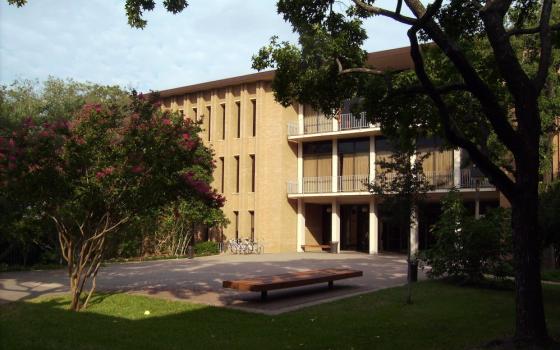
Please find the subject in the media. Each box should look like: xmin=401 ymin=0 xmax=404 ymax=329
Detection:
xmin=131 ymin=165 xmax=144 ymax=174
xmin=95 ymin=166 xmax=114 ymax=180
xmin=182 ymin=133 xmax=190 ymax=141
xmin=162 ymin=118 xmax=172 ymax=126
xmin=39 ymin=130 xmax=51 ymax=138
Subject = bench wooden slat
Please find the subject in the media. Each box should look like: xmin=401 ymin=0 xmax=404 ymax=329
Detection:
xmin=222 ymin=268 xmax=363 ymax=292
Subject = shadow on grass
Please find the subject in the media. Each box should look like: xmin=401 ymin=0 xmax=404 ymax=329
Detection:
xmin=1 ymin=282 xmax=559 ymax=350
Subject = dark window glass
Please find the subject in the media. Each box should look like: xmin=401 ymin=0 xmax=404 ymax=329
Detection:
xmin=249 ymin=211 xmax=255 ymax=241
xmin=234 ymin=211 xmax=239 ymax=240
xmin=236 ymin=101 xmax=241 ymax=138
xmin=221 ymin=103 xmax=226 ymax=140
xmin=251 ymin=99 xmax=256 ymax=137
xmin=303 ymin=141 xmax=332 ymax=155
xmin=250 ymin=155 xmax=255 ymax=192
xmin=235 ymin=156 xmax=240 ymax=193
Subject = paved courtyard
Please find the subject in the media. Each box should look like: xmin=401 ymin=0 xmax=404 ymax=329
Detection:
xmin=0 ymin=252 xmax=419 ymax=314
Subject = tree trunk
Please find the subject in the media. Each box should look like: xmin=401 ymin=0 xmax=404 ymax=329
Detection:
xmin=511 ymin=148 xmax=549 ymax=344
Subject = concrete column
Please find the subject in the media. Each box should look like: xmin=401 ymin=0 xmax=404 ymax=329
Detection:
xmin=332 ymin=114 xmax=339 ymax=132
xmin=410 ymin=206 xmax=419 ymax=256
xmin=369 ymin=136 xmax=376 ymax=185
xmin=331 ymin=200 xmax=340 ymax=252
xmin=453 ymin=149 xmax=461 ymax=188
xmin=297 ymin=142 xmax=303 ymax=193
xmin=297 ymin=199 xmax=305 ymax=252
xmin=369 ymin=197 xmax=379 ymax=254
xmin=332 ymin=139 xmax=338 ymax=192
xmin=298 ymin=103 xmax=304 ymax=135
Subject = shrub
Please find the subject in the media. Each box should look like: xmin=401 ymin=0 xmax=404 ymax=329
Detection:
xmin=540 ymin=181 xmax=560 ymax=267
xmin=420 ymin=189 xmax=512 ymax=283
xmin=194 ymin=241 xmax=220 ymax=257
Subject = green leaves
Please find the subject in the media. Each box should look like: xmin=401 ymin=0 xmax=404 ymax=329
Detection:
xmin=124 ymin=0 xmax=188 ymax=29
xmin=421 ymin=189 xmax=513 ymax=282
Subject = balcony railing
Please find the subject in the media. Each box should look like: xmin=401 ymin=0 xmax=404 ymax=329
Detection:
xmin=287 ymin=112 xmax=375 ymax=136
xmin=339 ymin=112 xmax=370 ymax=130
xmin=423 ymin=171 xmax=454 ymax=190
xmin=338 ymin=174 xmax=371 ymax=192
xmin=302 ymin=176 xmax=332 ymax=193
xmin=287 ymin=169 xmax=493 ymax=195
xmin=304 ymin=116 xmax=333 ymax=134
xmin=460 ymin=169 xmax=492 ymax=188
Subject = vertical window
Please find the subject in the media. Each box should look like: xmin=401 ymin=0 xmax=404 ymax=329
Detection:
xmin=249 ymin=211 xmax=255 ymax=241
xmin=251 ymin=99 xmax=256 ymax=137
xmin=234 ymin=211 xmax=239 ymax=240
xmin=221 ymin=103 xmax=226 ymax=140
xmin=178 ymin=109 xmax=184 ymax=118
xmin=250 ymin=154 xmax=255 ymax=192
xmin=219 ymin=157 xmax=224 ymax=193
xmin=234 ymin=155 xmax=240 ymax=193
xmin=192 ymin=107 xmax=198 ymax=122
xmin=235 ymin=101 xmax=241 ymax=138
xmin=207 ymin=106 xmax=212 ymax=141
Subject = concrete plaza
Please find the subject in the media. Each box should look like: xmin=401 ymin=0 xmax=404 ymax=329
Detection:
xmin=0 ymin=252 xmax=418 ymax=314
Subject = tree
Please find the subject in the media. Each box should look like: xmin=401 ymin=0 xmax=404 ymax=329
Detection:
xmin=0 ymin=77 xmax=130 ymax=130
xmin=0 ymin=93 xmax=224 ymax=311
xmin=248 ymin=1 xmax=559 ymax=345
xmin=370 ymin=140 xmax=433 ymax=304
xmin=7 ymin=0 xmax=559 ymax=344
xmin=0 ymin=78 xmax=131 ymax=267
xmin=422 ymin=189 xmax=513 ymax=283
xmin=539 ymin=180 xmax=560 ymax=266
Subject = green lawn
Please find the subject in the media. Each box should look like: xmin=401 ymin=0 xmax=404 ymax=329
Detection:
xmin=1 ymin=281 xmax=559 ymax=350
xmin=542 ymin=269 xmax=560 ymax=282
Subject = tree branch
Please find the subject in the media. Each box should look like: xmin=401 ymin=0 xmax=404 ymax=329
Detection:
xmin=534 ymin=0 xmax=554 ymax=92
xmin=336 ymin=57 xmax=384 ymax=75
xmin=406 ymin=6 xmax=516 ymax=200
xmin=352 ymin=0 xmax=417 ymax=25
xmin=507 ymin=22 xmax=560 ymax=36
xmin=403 ymin=0 xmax=522 ymax=156
xmin=392 ymin=83 xmax=470 ymax=96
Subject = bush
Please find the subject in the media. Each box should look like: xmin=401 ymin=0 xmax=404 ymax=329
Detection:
xmin=194 ymin=241 xmax=220 ymax=257
xmin=540 ymin=181 xmax=560 ymax=267
xmin=420 ymin=189 xmax=512 ymax=283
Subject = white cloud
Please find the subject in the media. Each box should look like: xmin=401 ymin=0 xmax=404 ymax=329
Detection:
xmin=0 ymin=0 xmax=411 ymax=92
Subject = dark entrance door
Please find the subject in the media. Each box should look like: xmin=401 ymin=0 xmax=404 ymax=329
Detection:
xmin=340 ymin=204 xmax=369 ymax=252
xmin=379 ymin=206 xmax=408 ymax=253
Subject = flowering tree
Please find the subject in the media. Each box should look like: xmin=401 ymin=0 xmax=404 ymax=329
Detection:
xmin=0 ymin=92 xmax=224 ymax=311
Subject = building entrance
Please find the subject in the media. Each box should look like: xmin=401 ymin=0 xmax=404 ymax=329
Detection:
xmin=340 ymin=204 xmax=369 ymax=252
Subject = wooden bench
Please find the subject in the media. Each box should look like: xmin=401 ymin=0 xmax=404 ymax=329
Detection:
xmin=301 ymin=244 xmax=331 ymax=252
xmin=222 ymin=268 xmax=363 ymax=300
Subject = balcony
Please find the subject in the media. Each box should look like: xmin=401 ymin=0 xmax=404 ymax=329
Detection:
xmin=338 ymin=174 xmax=371 ymax=192
xmin=287 ymin=112 xmax=377 ymax=137
xmin=286 ymin=170 xmax=494 ymax=195
xmin=460 ymin=169 xmax=493 ymax=188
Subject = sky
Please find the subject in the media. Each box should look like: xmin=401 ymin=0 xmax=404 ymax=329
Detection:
xmin=0 ymin=0 xmax=412 ymax=92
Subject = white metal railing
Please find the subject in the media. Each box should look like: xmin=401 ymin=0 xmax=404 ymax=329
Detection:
xmin=287 ymin=112 xmax=375 ymax=137
xmin=338 ymin=174 xmax=371 ymax=192
xmin=423 ymin=171 xmax=454 ymax=190
xmin=287 ymin=170 xmax=494 ymax=195
xmin=304 ymin=116 xmax=333 ymax=134
xmin=374 ymin=171 xmax=454 ymax=190
xmin=460 ymin=169 xmax=492 ymax=188
xmin=302 ymin=176 xmax=332 ymax=193
xmin=339 ymin=112 xmax=371 ymax=130
xmin=287 ymin=181 xmax=299 ymax=194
